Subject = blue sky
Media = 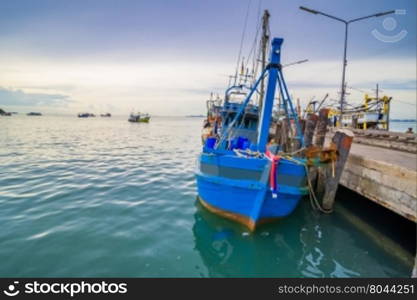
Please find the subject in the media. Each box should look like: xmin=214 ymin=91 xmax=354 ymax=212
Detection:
xmin=0 ymin=0 xmax=415 ymax=117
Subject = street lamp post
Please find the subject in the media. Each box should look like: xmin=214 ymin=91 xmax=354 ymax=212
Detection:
xmin=299 ymin=6 xmax=394 ymax=125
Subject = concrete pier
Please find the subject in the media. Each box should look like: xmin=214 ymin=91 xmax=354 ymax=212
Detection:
xmin=268 ymin=125 xmax=417 ymax=220
xmin=347 ymin=129 xmax=417 ymax=154
xmin=329 ymin=130 xmax=416 ymax=277
xmin=340 ymin=142 xmax=416 ymax=222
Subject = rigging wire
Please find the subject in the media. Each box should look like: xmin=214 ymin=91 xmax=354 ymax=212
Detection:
xmin=247 ymin=0 xmax=263 ymax=77
xmin=233 ymin=0 xmax=253 ymax=86
xmin=347 ymin=85 xmax=370 ymax=94
xmin=245 ymin=18 xmax=261 ymax=77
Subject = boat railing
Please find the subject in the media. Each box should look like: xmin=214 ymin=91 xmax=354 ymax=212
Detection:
xmin=224 ymin=84 xmax=256 ymax=102
xmin=216 ymin=68 xmax=269 ymax=150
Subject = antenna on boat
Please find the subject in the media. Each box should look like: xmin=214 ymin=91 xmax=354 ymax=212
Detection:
xmin=316 ymin=93 xmax=329 ymax=112
xmin=227 ymin=75 xmax=237 ymax=87
xmin=240 ymin=57 xmax=245 ymax=76
xmin=282 ymin=59 xmax=309 ymax=68
xmin=372 ymin=83 xmax=381 ymax=101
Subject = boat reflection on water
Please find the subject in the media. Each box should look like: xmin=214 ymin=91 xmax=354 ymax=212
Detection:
xmin=192 ymin=198 xmax=306 ymax=277
xmin=192 ymin=198 xmax=410 ymax=277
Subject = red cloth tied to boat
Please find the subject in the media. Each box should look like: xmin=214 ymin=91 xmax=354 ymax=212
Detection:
xmin=266 ymin=150 xmax=280 ymax=197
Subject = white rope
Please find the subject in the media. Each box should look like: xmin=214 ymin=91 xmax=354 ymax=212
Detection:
xmin=277 ymin=147 xmax=306 ymax=157
xmin=233 ymin=148 xmax=262 ymax=158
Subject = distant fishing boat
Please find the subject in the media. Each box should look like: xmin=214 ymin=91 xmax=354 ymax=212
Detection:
xmin=329 ymin=93 xmax=392 ymax=130
xmin=201 ymin=94 xmax=222 ymax=143
xmin=27 ymin=112 xmax=42 ymax=116
xmin=0 ymin=108 xmax=12 ymax=116
xmin=195 ymin=37 xmax=308 ymax=231
xmin=100 ymin=113 xmax=112 ymax=117
xmin=128 ymin=112 xmax=150 ymax=123
xmin=78 ymin=113 xmax=95 ymax=118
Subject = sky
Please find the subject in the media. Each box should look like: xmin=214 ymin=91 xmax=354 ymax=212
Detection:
xmin=0 ymin=0 xmax=415 ymax=118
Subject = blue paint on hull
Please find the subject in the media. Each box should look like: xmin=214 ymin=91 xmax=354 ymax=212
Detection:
xmin=196 ymin=153 xmax=308 ymax=228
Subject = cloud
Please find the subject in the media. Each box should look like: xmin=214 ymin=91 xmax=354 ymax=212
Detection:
xmin=0 ymin=87 xmax=72 ymax=106
xmin=0 ymin=56 xmax=232 ymax=115
xmin=284 ymin=58 xmax=416 ymax=88
xmin=0 ymin=54 xmax=415 ymax=117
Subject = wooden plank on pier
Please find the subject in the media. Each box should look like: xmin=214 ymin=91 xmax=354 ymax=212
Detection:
xmin=279 ymin=119 xmax=290 ymax=153
xmin=322 ymin=129 xmax=354 ymax=210
xmin=315 ymin=108 xmax=329 ymax=148
xmin=304 ymin=113 xmax=318 ymax=148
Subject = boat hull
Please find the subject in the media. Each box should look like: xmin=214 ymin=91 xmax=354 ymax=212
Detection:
xmin=195 ymin=153 xmax=308 ymax=231
xmin=197 ymin=196 xmax=281 ymax=231
xmin=139 ymin=117 xmax=150 ymax=123
xmin=128 ymin=117 xmax=150 ymax=123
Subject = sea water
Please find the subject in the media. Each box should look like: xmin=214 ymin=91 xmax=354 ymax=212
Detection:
xmin=390 ymin=121 xmax=417 ymax=133
xmin=0 ymin=115 xmax=414 ymax=277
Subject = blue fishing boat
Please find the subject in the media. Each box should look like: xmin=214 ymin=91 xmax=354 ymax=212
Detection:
xmin=195 ymin=37 xmax=308 ymax=231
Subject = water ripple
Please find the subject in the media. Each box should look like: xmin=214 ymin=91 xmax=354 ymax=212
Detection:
xmin=0 ymin=116 xmax=411 ymax=277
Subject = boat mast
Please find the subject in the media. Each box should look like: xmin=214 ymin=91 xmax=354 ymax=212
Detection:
xmin=259 ymin=9 xmax=270 ymax=110
xmin=257 ymin=38 xmax=282 ymax=152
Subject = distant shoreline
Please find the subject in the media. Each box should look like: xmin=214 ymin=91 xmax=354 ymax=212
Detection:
xmin=185 ymin=115 xmax=205 ymax=118
xmin=390 ymin=119 xmax=416 ymax=122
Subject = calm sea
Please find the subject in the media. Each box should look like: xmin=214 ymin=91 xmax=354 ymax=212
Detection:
xmin=0 ymin=115 xmax=414 ymax=277
xmin=390 ymin=121 xmax=417 ymax=133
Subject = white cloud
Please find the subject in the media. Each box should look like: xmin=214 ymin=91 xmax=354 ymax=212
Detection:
xmin=0 ymin=55 xmax=233 ymax=115
xmin=0 ymin=55 xmax=415 ymax=118
xmin=0 ymin=87 xmax=71 ymax=106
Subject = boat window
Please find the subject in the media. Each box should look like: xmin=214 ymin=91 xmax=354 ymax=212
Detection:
xmin=224 ymin=113 xmax=236 ymax=126
xmin=244 ymin=118 xmax=250 ymax=128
